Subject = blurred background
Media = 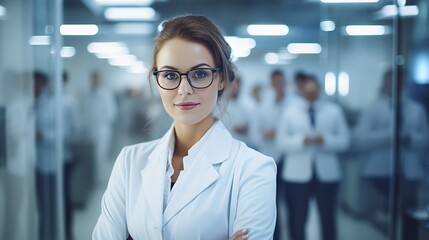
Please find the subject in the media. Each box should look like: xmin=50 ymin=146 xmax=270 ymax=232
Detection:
xmin=0 ymin=0 xmax=428 ymax=239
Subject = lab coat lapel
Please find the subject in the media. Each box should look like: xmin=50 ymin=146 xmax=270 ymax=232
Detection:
xmin=163 ymin=122 xmax=232 ymax=226
xmin=135 ymin=127 xmax=173 ymax=232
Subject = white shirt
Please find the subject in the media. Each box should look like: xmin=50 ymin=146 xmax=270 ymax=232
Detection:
xmin=163 ymin=121 xmax=214 ymax=211
xmin=93 ymin=121 xmax=277 ymax=240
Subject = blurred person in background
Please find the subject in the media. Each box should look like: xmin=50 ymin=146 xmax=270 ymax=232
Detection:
xmin=93 ymin=14 xmax=276 ymax=240
xmin=276 ymin=74 xmax=350 ymax=240
xmin=84 ymin=71 xmax=117 ymax=183
xmin=253 ymin=69 xmax=288 ymax=239
xmin=3 ymin=71 xmax=35 ymax=240
xmin=34 ymin=71 xmax=76 ymax=240
xmin=34 ymin=71 xmax=59 ymax=240
xmin=353 ymin=68 xmax=429 ymax=234
xmin=220 ymin=76 xmax=253 ymax=147
xmin=294 ymin=71 xmax=307 ymax=90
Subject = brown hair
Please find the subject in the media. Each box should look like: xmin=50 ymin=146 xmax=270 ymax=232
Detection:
xmin=149 ymin=14 xmax=236 ymax=101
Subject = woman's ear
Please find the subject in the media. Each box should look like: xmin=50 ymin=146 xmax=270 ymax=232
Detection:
xmin=218 ymin=80 xmax=225 ymax=90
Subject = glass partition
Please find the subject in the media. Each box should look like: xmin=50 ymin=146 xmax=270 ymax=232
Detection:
xmin=1 ymin=0 xmax=428 ymax=240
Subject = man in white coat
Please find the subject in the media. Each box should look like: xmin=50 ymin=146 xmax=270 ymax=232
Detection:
xmin=85 ymin=72 xmax=117 ymax=183
xmin=276 ymin=74 xmax=350 ymax=240
xmin=353 ymin=68 xmax=429 ymax=236
xmin=253 ymin=69 xmax=288 ymax=240
xmin=220 ymin=77 xmax=253 ymax=147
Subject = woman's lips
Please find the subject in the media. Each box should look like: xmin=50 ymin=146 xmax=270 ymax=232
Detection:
xmin=175 ymin=102 xmax=200 ymax=110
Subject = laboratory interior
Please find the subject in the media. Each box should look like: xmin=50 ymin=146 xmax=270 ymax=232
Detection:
xmin=0 ymin=0 xmax=429 ymax=239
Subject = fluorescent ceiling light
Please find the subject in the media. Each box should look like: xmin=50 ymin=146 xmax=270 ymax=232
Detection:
xmin=95 ymin=0 xmax=154 ymax=6
xmin=287 ymin=43 xmax=322 ymax=54
xmin=232 ymin=48 xmax=251 ymax=58
xmin=338 ymin=72 xmax=350 ymax=96
xmin=60 ymin=24 xmax=98 ymax=36
xmin=265 ymin=53 xmax=279 ymax=64
xmin=225 ymin=36 xmax=255 ymax=59
xmin=376 ymin=5 xmax=419 ymax=18
xmin=324 ymin=72 xmax=336 ymax=96
xmin=114 ymin=23 xmax=154 ymax=35
xmin=104 ymin=7 xmax=157 ymax=21
xmin=345 ymin=25 xmax=390 ymax=36
xmin=320 ymin=20 xmax=336 ymax=31
xmin=29 ymin=36 xmax=51 ymax=45
xmin=278 ymin=52 xmax=297 ymax=60
xmin=61 ymin=46 xmax=76 ymax=58
xmin=321 ymin=0 xmax=379 ymax=3
xmin=225 ymin=36 xmax=256 ymax=49
xmin=247 ymin=24 xmax=289 ymax=36
xmin=88 ymin=42 xmax=128 ymax=55
xmin=128 ymin=61 xmax=148 ymax=74
xmin=414 ymin=53 xmax=429 ymax=84
xmin=278 ymin=48 xmax=298 ymax=59
xmin=108 ymin=54 xmax=137 ymax=66
xmin=0 ymin=5 xmax=6 ymax=19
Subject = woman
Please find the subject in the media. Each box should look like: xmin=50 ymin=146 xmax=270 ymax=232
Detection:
xmin=93 ymin=15 xmax=276 ymax=240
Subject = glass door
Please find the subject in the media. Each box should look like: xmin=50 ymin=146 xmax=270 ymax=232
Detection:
xmin=0 ymin=0 xmax=65 ymax=239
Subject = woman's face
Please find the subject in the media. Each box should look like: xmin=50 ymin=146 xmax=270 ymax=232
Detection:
xmin=155 ymin=38 xmax=223 ymax=126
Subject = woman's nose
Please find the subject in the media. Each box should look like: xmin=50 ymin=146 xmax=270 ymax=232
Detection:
xmin=177 ymin=75 xmax=193 ymax=95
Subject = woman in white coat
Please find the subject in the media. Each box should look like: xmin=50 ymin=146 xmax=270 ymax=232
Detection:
xmin=93 ymin=15 xmax=277 ymax=240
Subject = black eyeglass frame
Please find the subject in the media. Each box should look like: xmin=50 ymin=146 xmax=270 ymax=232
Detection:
xmin=152 ymin=67 xmax=221 ymax=90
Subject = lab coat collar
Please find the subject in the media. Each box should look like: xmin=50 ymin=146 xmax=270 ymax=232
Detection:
xmin=136 ymin=125 xmax=175 ymax=234
xmin=162 ymin=120 xmax=233 ymax=226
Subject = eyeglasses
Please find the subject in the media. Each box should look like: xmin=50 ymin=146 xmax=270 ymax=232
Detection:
xmin=153 ymin=67 xmax=221 ymax=90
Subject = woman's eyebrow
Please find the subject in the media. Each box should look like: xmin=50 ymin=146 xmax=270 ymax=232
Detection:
xmin=159 ymin=63 xmax=212 ymax=71
xmin=190 ymin=63 xmax=212 ymax=69
xmin=159 ymin=65 xmax=178 ymax=70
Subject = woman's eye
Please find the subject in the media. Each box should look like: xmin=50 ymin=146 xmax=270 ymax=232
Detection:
xmin=192 ymin=70 xmax=209 ymax=79
xmin=163 ymin=72 xmax=178 ymax=80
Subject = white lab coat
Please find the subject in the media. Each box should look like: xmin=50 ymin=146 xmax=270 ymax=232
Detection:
xmin=85 ymin=87 xmax=117 ymax=178
xmin=6 ymin=97 xmax=35 ymax=176
xmin=93 ymin=121 xmax=277 ymax=240
xmin=276 ymin=97 xmax=350 ymax=183
xmin=354 ymin=96 xmax=429 ymax=180
xmin=220 ymin=98 xmax=253 ymax=145
xmin=252 ymin=89 xmax=287 ymax=163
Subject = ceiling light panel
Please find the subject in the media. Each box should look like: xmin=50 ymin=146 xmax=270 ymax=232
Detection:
xmin=87 ymin=42 xmax=129 ymax=55
xmin=376 ymin=5 xmax=419 ymax=18
xmin=0 ymin=5 xmax=6 ymax=19
xmin=321 ymin=0 xmax=379 ymax=3
xmin=345 ymin=25 xmax=390 ymax=36
xmin=114 ymin=23 xmax=154 ymax=35
xmin=61 ymin=46 xmax=76 ymax=58
xmin=320 ymin=20 xmax=336 ymax=31
xmin=104 ymin=7 xmax=157 ymax=21
xmin=287 ymin=43 xmax=322 ymax=54
xmin=60 ymin=24 xmax=99 ymax=36
xmin=247 ymin=24 xmax=289 ymax=36
xmin=29 ymin=36 xmax=51 ymax=45
xmin=95 ymin=0 xmax=154 ymax=6
xmin=325 ymin=72 xmax=336 ymax=96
